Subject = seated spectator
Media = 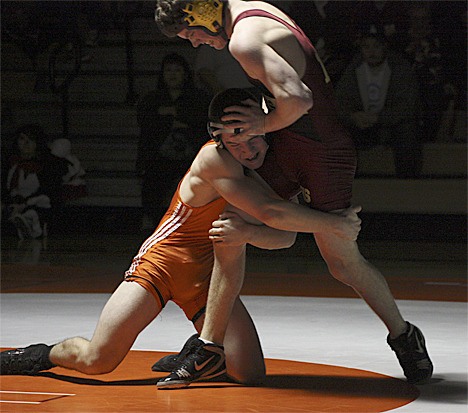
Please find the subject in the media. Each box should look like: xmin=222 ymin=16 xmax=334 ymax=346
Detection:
xmin=136 ymin=53 xmax=211 ymax=229
xmin=350 ymin=0 xmax=409 ymax=52
xmin=335 ymin=24 xmax=422 ymax=178
xmin=288 ymin=1 xmax=356 ymax=83
xmin=2 ymin=124 xmax=67 ymax=239
xmin=402 ymin=2 xmax=456 ymax=142
xmin=49 ymin=138 xmax=87 ymax=202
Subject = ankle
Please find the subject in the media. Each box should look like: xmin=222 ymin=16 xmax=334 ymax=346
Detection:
xmin=389 ymin=321 xmax=409 ymax=340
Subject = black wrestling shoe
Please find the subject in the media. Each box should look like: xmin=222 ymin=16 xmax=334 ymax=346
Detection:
xmin=387 ymin=322 xmax=433 ymax=384
xmin=151 ymin=333 xmax=200 ymax=372
xmin=1 ymin=344 xmax=55 ymax=375
xmin=157 ymin=338 xmax=226 ymax=389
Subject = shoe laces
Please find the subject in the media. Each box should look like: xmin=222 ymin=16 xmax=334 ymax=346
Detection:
xmin=174 ymin=366 xmax=191 ymax=379
xmin=3 ymin=349 xmax=39 ymax=374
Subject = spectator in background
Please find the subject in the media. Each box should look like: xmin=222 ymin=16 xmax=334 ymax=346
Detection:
xmin=335 ymin=24 xmax=422 ymax=178
xmin=2 ymin=124 xmax=67 ymax=239
xmin=194 ymin=45 xmax=251 ymax=95
xmin=136 ymin=53 xmax=210 ymax=230
xmin=49 ymin=138 xmax=87 ymax=202
xmin=402 ymin=2 xmax=454 ymax=143
xmin=350 ymin=0 xmax=409 ymax=52
xmin=433 ymin=1 xmax=467 ymax=143
xmin=288 ymin=1 xmax=356 ymax=83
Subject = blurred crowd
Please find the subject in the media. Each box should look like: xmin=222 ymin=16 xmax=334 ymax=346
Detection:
xmin=1 ymin=1 xmax=466 ymax=234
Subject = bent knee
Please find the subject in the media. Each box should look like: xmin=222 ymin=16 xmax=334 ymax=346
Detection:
xmin=77 ymin=351 xmax=121 ymax=375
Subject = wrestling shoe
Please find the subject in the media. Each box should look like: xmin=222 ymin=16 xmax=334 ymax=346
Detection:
xmin=151 ymin=333 xmax=200 ymax=372
xmin=387 ymin=322 xmax=433 ymax=384
xmin=1 ymin=344 xmax=56 ymax=375
xmin=157 ymin=338 xmax=226 ymax=389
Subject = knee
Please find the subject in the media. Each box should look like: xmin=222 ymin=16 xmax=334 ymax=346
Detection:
xmin=326 ymin=256 xmax=364 ymax=287
xmin=78 ymin=353 xmax=119 ymax=375
xmin=65 ymin=342 xmax=120 ymax=375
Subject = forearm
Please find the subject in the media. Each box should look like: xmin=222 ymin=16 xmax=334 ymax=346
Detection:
xmin=257 ymin=200 xmax=341 ymax=234
xmin=246 ymin=223 xmax=296 ymax=250
xmin=264 ymin=94 xmax=312 ymax=133
xmin=201 ymin=244 xmax=246 ymax=344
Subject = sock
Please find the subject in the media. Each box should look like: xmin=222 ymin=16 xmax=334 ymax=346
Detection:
xmin=199 ymin=337 xmax=215 ymax=345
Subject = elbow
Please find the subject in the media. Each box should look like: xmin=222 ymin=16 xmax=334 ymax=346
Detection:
xmin=254 ymin=200 xmax=295 ymax=234
xmin=281 ymin=231 xmax=297 ymax=249
xmin=256 ymin=207 xmax=283 ymax=228
xmin=288 ymin=232 xmax=298 ymax=247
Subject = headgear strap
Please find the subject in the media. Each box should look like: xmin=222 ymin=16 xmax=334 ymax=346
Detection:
xmin=183 ymin=0 xmax=224 ymax=34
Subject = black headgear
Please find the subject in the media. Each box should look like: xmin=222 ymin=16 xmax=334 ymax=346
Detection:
xmin=207 ymin=88 xmax=262 ymax=147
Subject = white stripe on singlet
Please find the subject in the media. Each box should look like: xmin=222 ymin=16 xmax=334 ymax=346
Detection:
xmin=125 ymin=201 xmax=192 ymax=276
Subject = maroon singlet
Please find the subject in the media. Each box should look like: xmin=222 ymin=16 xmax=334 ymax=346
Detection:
xmin=232 ymin=10 xmax=357 ymax=211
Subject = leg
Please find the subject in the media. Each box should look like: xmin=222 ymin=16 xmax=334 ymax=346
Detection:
xmin=314 ymin=232 xmax=407 ymax=337
xmin=157 ymin=245 xmax=251 ymax=389
xmin=314 ymin=231 xmax=433 ymax=383
xmin=193 ymin=297 xmax=266 ymax=385
xmin=223 ymin=297 xmax=266 ymax=384
xmin=200 ymin=243 xmax=246 ymax=345
xmin=50 ymin=281 xmax=160 ymax=374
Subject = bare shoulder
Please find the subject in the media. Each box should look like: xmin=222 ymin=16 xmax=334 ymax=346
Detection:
xmin=229 ymin=2 xmax=302 ymax=63
xmin=192 ymin=143 xmax=243 ymax=182
xmin=180 ymin=144 xmax=241 ymax=206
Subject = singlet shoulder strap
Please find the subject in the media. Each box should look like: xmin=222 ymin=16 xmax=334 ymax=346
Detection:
xmin=231 ymin=9 xmax=314 ymax=52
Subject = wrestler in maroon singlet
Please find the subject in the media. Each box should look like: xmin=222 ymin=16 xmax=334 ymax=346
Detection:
xmin=232 ymin=10 xmax=357 ymax=211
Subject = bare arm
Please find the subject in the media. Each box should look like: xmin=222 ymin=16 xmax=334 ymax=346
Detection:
xmin=209 ymin=210 xmax=297 ymax=250
xmin=222 ymin=27 xmax=312 ymax=138
xmin=199 ymin=146 xmax=361 ymax=240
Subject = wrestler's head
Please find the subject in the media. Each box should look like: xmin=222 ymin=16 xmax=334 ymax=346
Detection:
xmin=155 ymin=0 xmax=228 ymax=49
xmin=208 ymin=88 xmax=269 ymax=170
xmin=358 ymin=23 xmax=388 ymax=67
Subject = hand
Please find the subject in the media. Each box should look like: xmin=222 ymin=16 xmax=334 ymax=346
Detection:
xmin=330 ymin=205 xmax=362 ymax=241
xmin=220 ymin=99 xmax=266 ymax=140
xmin=209 ymin=211 xmax=252 ymax=246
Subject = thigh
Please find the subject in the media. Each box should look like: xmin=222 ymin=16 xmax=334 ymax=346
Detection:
xmin=89 ymin=281 xmax=161 ymax=364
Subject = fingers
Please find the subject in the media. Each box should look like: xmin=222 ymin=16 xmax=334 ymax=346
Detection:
xmin=352 ymin=205 xmax=362 ymax=213
xmin=218 ymin=211 xmax=239 ymax=220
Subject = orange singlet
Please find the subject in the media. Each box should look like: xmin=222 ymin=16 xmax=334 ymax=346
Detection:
xmin=124 ymin=146 xmax=227 ymax=322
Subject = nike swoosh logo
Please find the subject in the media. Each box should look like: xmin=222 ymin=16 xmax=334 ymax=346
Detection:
xmin=412 ymin=326 xmax=426 ymax=354
xmin=195 ymin=356 xmax=215 ymax=371
xmin=415 ymin=335 xmax=426 ymax=353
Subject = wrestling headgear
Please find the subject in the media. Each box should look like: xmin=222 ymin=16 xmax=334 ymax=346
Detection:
xmin=207 ymin=88 xmax=263 ymax=147
xmin=156 ymin=0 xmax=226 ymax=38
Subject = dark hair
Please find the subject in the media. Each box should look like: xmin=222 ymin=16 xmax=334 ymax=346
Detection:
xmin=208 ymin=88 xmax=259 ymax=123
xmin=155 ymin=0 xmax=226 ymax=38
xmin=155 ymin=0 xmax=189 ymax=37
xmin=157 ymin=52 xmax=195 ymax=91
xmin=357 ymin=23 xmax=386 ymax=43
xmin=12 ymin=123 xmax=49 ymax=158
